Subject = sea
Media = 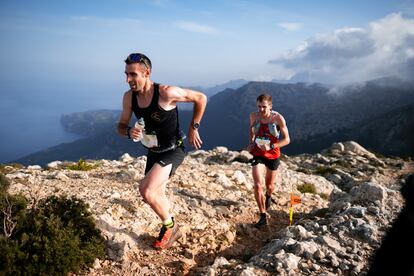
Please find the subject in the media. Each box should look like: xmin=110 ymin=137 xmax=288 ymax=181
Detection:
xmin=0 ymin=83 xmax=121 ymax=163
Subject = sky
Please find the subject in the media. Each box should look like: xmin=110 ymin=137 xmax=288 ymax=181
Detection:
xmin=1 ymin=0 xmax=414 ymax=91
xmin=0 ymin=0 xmax=414 ymax=162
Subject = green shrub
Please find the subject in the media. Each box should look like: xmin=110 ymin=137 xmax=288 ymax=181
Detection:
xmin=1 ymin=173 xmax=11 ymax=194
xmin=66 ymin=159 xmax=96 ymax=171
xmin=319 ymin=193 xmax=329 ymax=200
xmin=297 ymin=183 xmax=317 ymax=194
xmin=0 ymin=194 xmax=105 ymax=275
xmin=314 ymin=166 xmax=337 ymax=176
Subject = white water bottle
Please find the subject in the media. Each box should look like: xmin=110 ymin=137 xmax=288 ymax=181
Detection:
xmin=133 ymin=118 xmax=145 ymax=142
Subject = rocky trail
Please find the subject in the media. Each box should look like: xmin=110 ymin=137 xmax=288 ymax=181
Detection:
xmin=4 ymin=141 xmax=413 ymax=275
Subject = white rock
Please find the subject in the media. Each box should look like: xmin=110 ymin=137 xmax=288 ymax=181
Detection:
xmin=350 ymin=182 xmax=387 ymax=205
xmin=214 ymin=146 xmax=228 ymax=154
xmin=275 ymin=250 xmax=301 ymax=270
xmin=212 ymin=256 xmax=229 ymax=268
xmin=49 ymin=171 xmax=69 ymax=180
xmin=330 ymin=142 xmax=345 ymax=152
xmin=232 ymin=170 xmax=247 ymax=185
xmin=215 ymin=174 xmax=233 ymax=188
xmin=27 ymin=165 xmax=42 ymax=170
xmin=47 ymin=161 xmax=62 ymax=169
xmin=343 ymin=141 xmax=377 ymax=159
xmin=120 ymin=153 xmax=134 ymax=163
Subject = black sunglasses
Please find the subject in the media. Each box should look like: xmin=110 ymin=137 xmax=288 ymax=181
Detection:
xmin=125 ymin=53 xmax=152 ymax=69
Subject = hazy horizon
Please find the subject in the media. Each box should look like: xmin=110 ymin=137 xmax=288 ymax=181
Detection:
xmin=1 ymin=0 xmax=413 ymax=162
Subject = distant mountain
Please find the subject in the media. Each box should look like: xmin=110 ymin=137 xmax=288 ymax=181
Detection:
xmin=13 ymin=110 xmax=194 ymax=166
xmin=179 ymin=79 xmax=248 ymax=110
xmin=201 ymin=77 xmax=414 ymax=155
xmin=13 ymin=77 xmax=414 ymax=165
xmin=287 ymin=103 xmax=414 ymax=157
xmin=61 ymin=109 xmax=120 ymax=136
xmin=203 ymin=79 xmax=248 ymax=98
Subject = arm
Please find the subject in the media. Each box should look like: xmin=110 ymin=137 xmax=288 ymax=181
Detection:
xmin=162 ymin=86 xmax=207 ymax=149
xmin=273 ymin=113 xmax=290 ymax=148
xmin=248 ymin=112 xmax=256 ymax=151
xmin=117 ymin=91 xmax=143 ymax=140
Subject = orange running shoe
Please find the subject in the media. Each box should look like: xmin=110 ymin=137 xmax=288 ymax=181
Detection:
xmin=152 ymin=220 xmax=182 ymax=250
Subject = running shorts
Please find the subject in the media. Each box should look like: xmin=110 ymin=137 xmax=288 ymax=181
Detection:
xmin=145 ymin=146 xmax=185 ymax=176
xmin=251 ymin=156 xmax=280 ymax=171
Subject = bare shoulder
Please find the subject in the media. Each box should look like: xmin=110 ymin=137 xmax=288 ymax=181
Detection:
xmin=122 ymin=90 xmax=133 ymax=101
xmin=273 ymin=111 xmax=286 ymax=125
xmin=159 ymin=84 xmax=182 ymax=99
xmin=159 ymin=84 xmax=205 ymax=103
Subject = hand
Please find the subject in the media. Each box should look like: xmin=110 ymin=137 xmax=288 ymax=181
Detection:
xmin=188 ymin=128 xmax=203 ymax=149
xmin=258 ymin=143 xmax=271 ymax=151
xmin=129 ymin=127 xmax=143 ymax=140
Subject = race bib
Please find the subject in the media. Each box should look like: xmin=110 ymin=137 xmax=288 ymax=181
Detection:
xmin=141 ymin=133 xmax=158 ymax=148
xmin=255 ymin=137 xmax=270 ymax=147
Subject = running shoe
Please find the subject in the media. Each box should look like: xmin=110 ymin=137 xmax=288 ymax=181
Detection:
xmin=255 ymin=213 xmax=267 ymax=228
xmin=152 ymin=221 xmax=182 ymax=250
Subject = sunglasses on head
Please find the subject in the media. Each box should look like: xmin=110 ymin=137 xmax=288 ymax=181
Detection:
xmin=125 ymin=53 xmax=151 ymax=69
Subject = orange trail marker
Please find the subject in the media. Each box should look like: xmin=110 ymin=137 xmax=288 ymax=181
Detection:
xmin=289 ymin=194 xmax=302 ymax=226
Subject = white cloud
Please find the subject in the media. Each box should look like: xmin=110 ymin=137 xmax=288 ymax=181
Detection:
xmin=277 ymin=22 xmax=303 ymax=31
xmin=270 ymin=13 xmax=414 ymax=83
xmin=175 ymin=21 xmax=217 ymax=34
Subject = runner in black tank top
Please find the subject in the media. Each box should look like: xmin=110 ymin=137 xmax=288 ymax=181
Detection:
xmin=117 ymin=53 xmax=207 ymax=250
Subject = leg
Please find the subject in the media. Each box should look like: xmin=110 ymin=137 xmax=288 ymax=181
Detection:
xmin=265 ymin=168 xmax=278 ymax=197
xmin=264 ymin=168 xmax=278 ymax=210
xmin=252 ymin=163 xmax=266 ymax=214
xmin=139 ymin=163 xmax=172 ymax=221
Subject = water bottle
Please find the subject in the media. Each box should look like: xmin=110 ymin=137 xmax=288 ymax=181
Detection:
xmin=133 ymin=118 xmax=145 ymax=142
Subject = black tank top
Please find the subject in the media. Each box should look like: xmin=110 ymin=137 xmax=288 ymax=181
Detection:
xmin=131 ymin=83 xmax=181 ymax=150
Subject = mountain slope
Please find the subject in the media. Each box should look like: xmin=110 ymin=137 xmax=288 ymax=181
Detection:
xmin=11 ymin=77 xmax=414 ymax=165
xmin=202 ymin=77 xmax=414 ymax=154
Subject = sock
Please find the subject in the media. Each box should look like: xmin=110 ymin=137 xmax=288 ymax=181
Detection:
xmin=163 ymin=217 xmax=174 ymax=228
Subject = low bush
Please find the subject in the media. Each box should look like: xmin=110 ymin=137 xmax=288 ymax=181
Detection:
xmin=0 ymin=175 xmax=105 ymax=275
xmin=297 ymin=183 xmax=317 ymax=194
xmin=66 ymin=159 xmax=97 ymax=171
xmin=314 ymin=166 xmax=337 ymax=176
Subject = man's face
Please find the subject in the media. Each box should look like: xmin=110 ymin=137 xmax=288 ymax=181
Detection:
xmin=257 ymin=100 xmax=272 ymax=115
xmin=125 ymin=63 xmax=148 ymax=92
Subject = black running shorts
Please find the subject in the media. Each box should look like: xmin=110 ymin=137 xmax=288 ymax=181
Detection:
xmin=145 ymin=146 xmax=185 ymax=176
xmin=251 ymin=156 xmax=280 ymax=171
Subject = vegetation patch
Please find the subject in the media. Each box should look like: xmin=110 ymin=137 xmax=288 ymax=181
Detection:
xmin=66 ymin=159 xmax=97 ymax=171
xmin=319 ymin=193 xmax=330 ymax=200
xmin=297 ymin=183 xmax=317 ymax=194
xmin=314 ymin=166 xmax=337 ymax=176
xmin=0 ymin=174 xmax=106 ymax=275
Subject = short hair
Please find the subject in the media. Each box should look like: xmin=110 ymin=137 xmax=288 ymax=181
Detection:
xmin=124 ymin=53 xmax=152 ymax=70
xmin=257 ymin=93 xmax=272 ymax=103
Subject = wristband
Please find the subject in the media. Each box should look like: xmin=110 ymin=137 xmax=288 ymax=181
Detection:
xmin=126 ymin=126 xmax=132 ymax=139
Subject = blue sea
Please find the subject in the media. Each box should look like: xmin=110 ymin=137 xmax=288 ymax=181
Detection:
xmin=0 ymin=83 xmax=121 ymax=163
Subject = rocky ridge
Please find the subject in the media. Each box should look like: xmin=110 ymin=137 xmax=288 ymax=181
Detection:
xmin=4 ymin=141 xmax=413 ymax=275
